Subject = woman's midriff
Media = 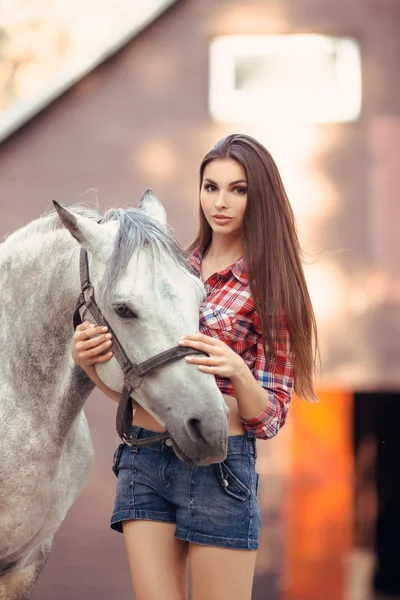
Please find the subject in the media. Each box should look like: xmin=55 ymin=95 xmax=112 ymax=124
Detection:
xmin=132 ymin=394 xmax=245 ymax=435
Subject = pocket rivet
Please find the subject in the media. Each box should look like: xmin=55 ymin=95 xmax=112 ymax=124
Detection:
xmin=223 ymin=478 xmax=229 ymax=487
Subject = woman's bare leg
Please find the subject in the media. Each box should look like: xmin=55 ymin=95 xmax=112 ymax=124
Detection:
xmin=189 ymin=543 xmax=257 ymax=600
xmin=123 ymin=520 xmax=189 ymax=600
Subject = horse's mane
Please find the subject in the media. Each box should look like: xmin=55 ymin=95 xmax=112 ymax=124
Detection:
xmin=2 ymin=203 xmax=193 ymax=288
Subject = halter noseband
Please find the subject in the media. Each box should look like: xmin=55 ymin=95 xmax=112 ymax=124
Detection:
xmin=73 ymin=248 xmax=204 ymax=447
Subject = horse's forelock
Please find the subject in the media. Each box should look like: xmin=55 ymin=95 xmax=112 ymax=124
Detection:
xmin=102 ymin=209 xmax=192 ymax=297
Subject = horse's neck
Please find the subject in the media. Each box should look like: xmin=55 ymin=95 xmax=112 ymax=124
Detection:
xmin=0 ymin=231 xmax=94 ymax=434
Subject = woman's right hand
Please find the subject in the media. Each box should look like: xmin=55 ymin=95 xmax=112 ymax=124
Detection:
xmin=72 ymin=321 xmax=113 ymax=367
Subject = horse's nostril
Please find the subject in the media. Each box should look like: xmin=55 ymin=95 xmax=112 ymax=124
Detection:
xmin=186 ymin=418 xmax=206 ymax=443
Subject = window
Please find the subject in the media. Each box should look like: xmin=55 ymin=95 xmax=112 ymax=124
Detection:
xmin=209 ymin=35 xmax=362 ymax=123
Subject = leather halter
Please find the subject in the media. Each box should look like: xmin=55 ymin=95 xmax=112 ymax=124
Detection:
xmin=73 ymin=248 xmax=204 ymax=446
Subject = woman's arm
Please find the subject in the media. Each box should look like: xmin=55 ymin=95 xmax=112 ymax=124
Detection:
xmin=229 ymin=362 xmax=272 ymax=420
xmin=230 ymin=359 xmax=292 ymax=439
xmin=73 ymin=322 xmax=120 ymax=403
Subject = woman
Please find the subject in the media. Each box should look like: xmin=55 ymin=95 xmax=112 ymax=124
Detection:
xmin=72 ymin=134 xmax=318 ymax=600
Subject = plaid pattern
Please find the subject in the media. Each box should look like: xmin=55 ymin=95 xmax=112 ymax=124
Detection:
xmin=189 ymin=252 xmax=294 ymax=440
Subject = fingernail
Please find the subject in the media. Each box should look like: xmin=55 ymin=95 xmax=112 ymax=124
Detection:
xmin=178 ymin=339 xmax=184 ymax=345
xmin=102 ymin=327 xmax=108 ymax=332
xmin=106 ymin=333 xmax=112 ymax=339
xmin=89 ymin=324 xmax=95 ymax=328
xmin=106 ymin=340 xmax=112 ymax=346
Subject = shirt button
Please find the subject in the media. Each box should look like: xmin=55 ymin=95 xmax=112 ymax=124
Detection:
xmin=165 ymin=439 xmax=173 ymax=447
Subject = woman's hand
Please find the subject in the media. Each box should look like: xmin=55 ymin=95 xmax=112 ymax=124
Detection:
xmin=72 ymin=321 xmax=113 ymax=367
xmin=178 ymin=332 xmax=246 ymax=380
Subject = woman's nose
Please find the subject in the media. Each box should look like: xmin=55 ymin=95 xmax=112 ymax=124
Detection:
xmin=214 ymin=192 xmax=228 ymax=209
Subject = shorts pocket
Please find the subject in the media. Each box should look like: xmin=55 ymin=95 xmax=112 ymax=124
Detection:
xmin=215 ymin=461 xmax=251 ymax=502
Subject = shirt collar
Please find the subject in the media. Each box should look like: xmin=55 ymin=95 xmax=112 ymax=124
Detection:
xmin=188 ymin=251 xmax=248 ymax=285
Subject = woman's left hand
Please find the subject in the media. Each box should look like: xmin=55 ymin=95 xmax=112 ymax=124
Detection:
xmin=178 ymin=332 xmax=246 ymax=380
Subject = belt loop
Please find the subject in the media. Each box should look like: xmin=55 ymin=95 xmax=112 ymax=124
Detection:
xmin=245 ymin=430 xmax=256 ymax=457
xmin=124 ymin=425 xmax=141 ymax=444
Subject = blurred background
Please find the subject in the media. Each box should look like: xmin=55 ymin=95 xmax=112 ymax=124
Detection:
xmin=0 ymin=0 xmax=399 ymax=598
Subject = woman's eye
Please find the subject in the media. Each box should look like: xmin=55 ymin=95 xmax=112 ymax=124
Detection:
xmin=114 ymin=304 xmax=138 ymax=319
xmin=204 ymin=184 xmax=217 ymax=192
xmin=234 ymin=187 xmax=248 ymax=195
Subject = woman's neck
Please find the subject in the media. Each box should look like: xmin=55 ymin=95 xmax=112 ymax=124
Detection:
xmin=201 ymin=236 xmax=245 ymax=281
xmin=205 ymin=234 xmax=244 ymax=264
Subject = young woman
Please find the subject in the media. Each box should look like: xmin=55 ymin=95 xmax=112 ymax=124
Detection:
xmin=72 ymin=134 xmax=318 ymax=600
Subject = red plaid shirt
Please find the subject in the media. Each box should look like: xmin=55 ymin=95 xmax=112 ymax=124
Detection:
xmin=189 ymin=252 xmax=294 ymax=440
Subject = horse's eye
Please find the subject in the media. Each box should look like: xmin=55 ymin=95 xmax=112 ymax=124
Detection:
xmin=113 ymin=304 xmax=138 ymax=319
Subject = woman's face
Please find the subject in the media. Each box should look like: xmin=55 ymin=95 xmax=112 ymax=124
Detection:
xmin=200 ymin=158 xmax=248 ymax=238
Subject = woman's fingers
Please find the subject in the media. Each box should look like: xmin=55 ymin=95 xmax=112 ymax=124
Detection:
xmin=74 ymin=323 xmax=109 ymax=340
xmin=73 ymin=321 xmax=112 ymax=355
xmin=81 ymin=340 xmax=113 ymax=357
xmin=76 ymin=321 xmax=94 ymax=331
xmin=75 ymin=342 xmax=113 ymax=365
xmin=179 ymin=333 xmax=220 ymax=346
xmin=179 ymin=339 xmax=221 ymax=355
xmin=76 ymin=333 xmax=112 ymax=351
xmin=185 ymin=355 xmax=220 ymax=365
xmin=72 ymin=321 xmax=113 ymax=366
xmin=91 ymin=351 xmax=113 ymax=364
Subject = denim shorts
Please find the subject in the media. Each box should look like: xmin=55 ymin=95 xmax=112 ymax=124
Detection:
xmin=110 ymin=425 xmax=262 ymax=550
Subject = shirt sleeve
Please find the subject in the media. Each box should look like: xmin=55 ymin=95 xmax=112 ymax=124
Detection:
xmin=240 ymin=311 xmax=294 ymax=440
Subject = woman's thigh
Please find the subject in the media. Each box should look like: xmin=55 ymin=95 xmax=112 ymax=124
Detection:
xmin=189 ymin=543 xmax=257 ymax=600
xmin=123 ymin=520 xmax=189 ymax=600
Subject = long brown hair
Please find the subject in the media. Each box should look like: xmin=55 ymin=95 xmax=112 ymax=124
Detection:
xmin=188 ymin=134 xmax=318 ymax=402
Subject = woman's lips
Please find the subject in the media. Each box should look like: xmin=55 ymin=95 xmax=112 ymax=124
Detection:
xmin=212 ymin=216 xmax=233 ymax=226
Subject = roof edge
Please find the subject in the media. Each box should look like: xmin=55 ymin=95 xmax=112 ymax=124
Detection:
xmin=0 ymin=0 xmax=179 ymax=145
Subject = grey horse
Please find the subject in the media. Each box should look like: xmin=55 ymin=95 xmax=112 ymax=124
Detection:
xmin=0 ymin=191 xmax=228 ymax=599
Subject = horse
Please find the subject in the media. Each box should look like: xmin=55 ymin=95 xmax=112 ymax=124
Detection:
xmin=0 ymin=191 xmax=229 ymax=599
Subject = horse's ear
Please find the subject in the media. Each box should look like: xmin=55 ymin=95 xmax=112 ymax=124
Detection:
xmin=53 ymin=201 xmax=108 ymax=254
xmin=139 ymin=189 xmax=167 ymax=227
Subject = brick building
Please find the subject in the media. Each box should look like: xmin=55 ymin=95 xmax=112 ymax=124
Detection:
xmin=1 ymin=1 xmax=399 ymax=598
